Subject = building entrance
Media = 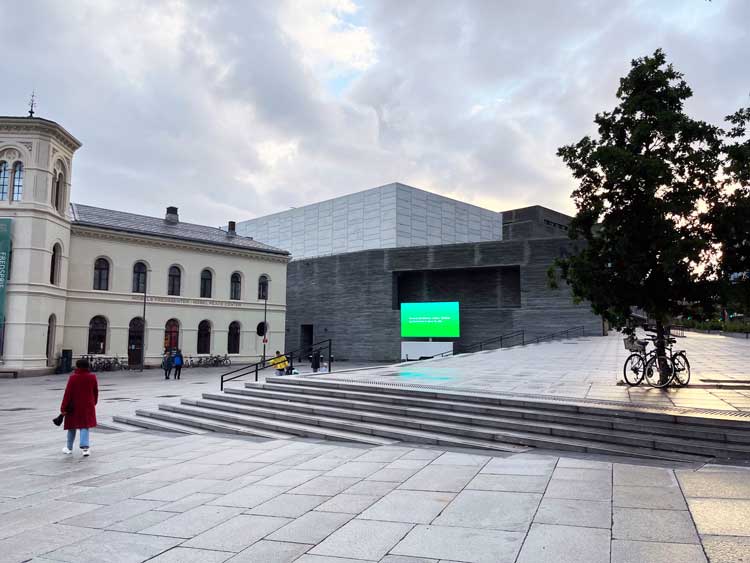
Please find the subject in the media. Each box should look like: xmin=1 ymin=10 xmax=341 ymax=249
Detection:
xmin=300 ymin=324 xmax=313 ymax=360
xmin=128 ymin=317 xmax=145 ymax=366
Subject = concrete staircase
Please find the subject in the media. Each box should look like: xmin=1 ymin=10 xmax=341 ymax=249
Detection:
xmin=115 ymin=376 xmax=750 ymax=462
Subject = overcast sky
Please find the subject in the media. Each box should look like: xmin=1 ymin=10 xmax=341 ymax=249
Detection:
xmin=1 ymin=1 xmax=748 ymax=226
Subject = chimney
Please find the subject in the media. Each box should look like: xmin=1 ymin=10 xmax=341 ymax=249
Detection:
xmin=165 ymin=206 xmax=179 ymax=224
xmin=228 ymin=221 xmax=236 ymax=237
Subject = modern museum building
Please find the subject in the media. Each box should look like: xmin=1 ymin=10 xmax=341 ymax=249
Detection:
xmin=237 ymin=183 xmax=603 ymax=362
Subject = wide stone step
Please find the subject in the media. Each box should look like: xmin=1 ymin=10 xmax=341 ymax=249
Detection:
xmin=212 ymin=390 xmax=750 ymax=459
xmin=171 ymin=400 xmax=525 ymax=452
xmin=230 ymin=384 xmax=750 ymax=445
xmin=135 ymin=409 xmax=294 ymax=440
xmin=112 ymin=414 xmax=205 ymax=434
xmin=188 ymin=396 xmax=709 ymax=462
xmin=161 ymin=403 xmax=397 ymax=446
xmin=261 ymin=377 xmax=750 ymax=431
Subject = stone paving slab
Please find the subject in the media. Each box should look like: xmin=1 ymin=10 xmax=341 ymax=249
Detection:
xmin=3 ymin=367 xmax=750 ymax=563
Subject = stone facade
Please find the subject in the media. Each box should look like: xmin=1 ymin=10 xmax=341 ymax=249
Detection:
xmin=0 ymin=116 xmax=289 ymax=374
xmin=286 ymin=238 xmax=602 ymax=362
xmin=236 ymin=183 xmax=502 ymax=259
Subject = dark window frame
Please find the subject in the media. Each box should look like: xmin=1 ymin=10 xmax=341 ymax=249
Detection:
xmin=93 ymin=258 xmax=110 ymax=290
xmin=228 ymin=321 xmax=241 ymax=354
xmin=197 ymin=320 xmax=211 ymax=354
xmin=230 ymin=272 xmax=241 ymax=300
xmin=258 ymin=274 xmax=269 ymax=300
xmin=132 ymin=262 xmax=147 ymax=293
xmin=200 ymin=269 xmax=213 ymax=298
xmin=168 ymin=266 xmax=181 ymax=296
xmin=87 ymin=316 xmax=107 ymax=354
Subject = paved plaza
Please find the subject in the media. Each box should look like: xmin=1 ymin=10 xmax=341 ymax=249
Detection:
xmin=2 ymin=333 xmax=750 ymax=562
xmin=327 ymin=331 xmax=750 ymax=412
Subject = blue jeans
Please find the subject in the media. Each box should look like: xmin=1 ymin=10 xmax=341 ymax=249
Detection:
xmin=67 ymin=428 xmax=90 ymax=450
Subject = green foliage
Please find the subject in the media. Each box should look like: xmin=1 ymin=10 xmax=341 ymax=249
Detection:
xmin=680 ymin=318 xmax=750 ymax=334
xmin=554 ymin=49 xmax=749 ymax=334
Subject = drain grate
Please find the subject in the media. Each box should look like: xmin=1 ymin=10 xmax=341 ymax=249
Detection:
xmin=156 ymin=394 xmax=180 ymax=398
xmin=0 ymin=407 xmax=34 ymax=411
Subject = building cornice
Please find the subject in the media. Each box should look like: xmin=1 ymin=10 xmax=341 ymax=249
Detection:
xmin=70 ymin=225 xmax=290 ymax=263
xmin=0 ymin=117 xmax=82 ymax=152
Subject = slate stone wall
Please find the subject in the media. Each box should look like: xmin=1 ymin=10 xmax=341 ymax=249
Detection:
xmin=286 ymin=237 xmax=602 ymax=362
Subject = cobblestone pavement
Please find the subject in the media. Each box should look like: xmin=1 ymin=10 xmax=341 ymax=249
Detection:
xmin=325 ymin=332 xmax=750 ymax=412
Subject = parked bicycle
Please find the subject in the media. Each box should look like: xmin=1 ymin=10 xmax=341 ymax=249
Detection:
xmin=623 ymin=332 xmax=690 ymax=387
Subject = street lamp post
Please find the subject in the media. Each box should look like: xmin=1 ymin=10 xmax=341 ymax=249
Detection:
xmin=261 ymin=293 xmax=268 ymax=363
xmin=140 ymin=269 xmax=148 ymax=372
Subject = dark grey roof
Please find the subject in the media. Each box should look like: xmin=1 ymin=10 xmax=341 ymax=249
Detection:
xmin=70 ymin=203 xmax=289 ymax=256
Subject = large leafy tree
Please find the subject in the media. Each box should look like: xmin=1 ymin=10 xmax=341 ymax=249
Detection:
xmin=552 ymin=49 xmax=746 ymax=380
xmin=711 ymin=108 xmax=750 ymax=318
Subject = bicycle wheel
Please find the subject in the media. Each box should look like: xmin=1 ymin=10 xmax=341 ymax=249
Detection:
xmin=623 ymin=353 xmax=645 ymax=386
xmin=672 ymin=352 xmax=691 ymax=386
xmin=644 ymin=354 xmax=675 ymax=388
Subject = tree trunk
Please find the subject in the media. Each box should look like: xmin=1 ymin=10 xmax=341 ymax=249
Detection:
xmin=655 ymin=320 xmax=669 ymax=386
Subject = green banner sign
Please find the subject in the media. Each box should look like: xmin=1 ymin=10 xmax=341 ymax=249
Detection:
xmin=0 ymin=218 xmax=11 ymax=327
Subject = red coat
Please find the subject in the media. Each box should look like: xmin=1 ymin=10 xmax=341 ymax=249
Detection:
xmin=60 ymin=369 xmax=98 ymax=430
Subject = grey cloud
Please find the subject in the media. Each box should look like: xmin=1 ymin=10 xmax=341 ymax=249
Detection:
xmin=0 ymin=0 xmax=747 ymax=227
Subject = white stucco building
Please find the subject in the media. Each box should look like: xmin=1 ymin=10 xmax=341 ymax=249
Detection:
xmin=235 ymin=182 xmax=503 ymax=259
xmin=0 ymin=116 xmax=289 ymax=375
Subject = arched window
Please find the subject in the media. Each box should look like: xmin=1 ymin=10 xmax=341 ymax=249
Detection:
xmin=230 ymin=273 xmax=241 ymax=300
xmin=258 ymin=274 xmax=269 ymax=300
xmin=93 ymin=258 xmax=109 ymax=290
xmin=87 ymin=316 xmax=107 ymax=354
xmin=168 ymin=266 xmax=181 ymax=296
xmin=197 ymin=320 xmax=211 ymax=354
xmin=200 ymin=269 xmax=212 ymax=298
xmin=256 ymin=321 xmax=268 ymax=337
xmin=11 ymin=162 xmax=23 ymax=201
xmin=53 ymin=172 xmax=65 ymax=212
xmin=50 ymin=243 xmax=62 ymax=285
xmin=228 ymin=321 xmax=241 ymax=354
xmin=0 ymin=161 xmax=8 ymax=200
xmin=164 ymin=319 xmax=180 ymax=351
xmin=132 ymin=262 xmax=147 ymax=293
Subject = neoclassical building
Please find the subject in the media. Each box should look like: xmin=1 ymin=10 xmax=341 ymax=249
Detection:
xmin=0 ymin=116 xmax=289 ymax=375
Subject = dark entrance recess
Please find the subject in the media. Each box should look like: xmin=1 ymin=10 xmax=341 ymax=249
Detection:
xmin=393 ymin=266 xmax=521 ymax=309
xmin=300 ymin=324 xmax=313 ymax=360
xmin=128 ymin=317 xmax=145 ymax=366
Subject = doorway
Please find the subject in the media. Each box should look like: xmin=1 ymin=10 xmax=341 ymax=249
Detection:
xmin=46 ymin=315 xmax=56 ymax=367
xmin=128 ymin=317 xmax=145 ymax=366
xmin=300 ymin=324 xmax=313 ymax=360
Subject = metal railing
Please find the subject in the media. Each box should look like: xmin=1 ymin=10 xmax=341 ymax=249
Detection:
xmin=457 ymin=330 xmax=526 ymax=354
xmin=527 ymin=325 xmax=585 ymax=345
xmin=220 ymin=339 xmax=333 ymax=390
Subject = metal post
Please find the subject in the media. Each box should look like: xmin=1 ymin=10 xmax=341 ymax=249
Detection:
xmin=261 ymin=295 xmax=268 ymax=363
xmin=255 ymin=364 xmax=258 ymax=382
xmin=328 ymin=340 xmax=332 ymax=372
xmin=140 ymin=271 xmax=147 ymax=372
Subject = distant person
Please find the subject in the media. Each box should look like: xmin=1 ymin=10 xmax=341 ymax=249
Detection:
xmin=161 ymin=351 xmax=173 ymax=380
xmin=311 ymin=349 xmax=321 ymax=373
xmin=270 ymin=351 xmax=289 ymax=376
xmin=60 ymin=358 xmax=98 ymax=457
xmin=173 ymin=349 xmax=184 ymax=380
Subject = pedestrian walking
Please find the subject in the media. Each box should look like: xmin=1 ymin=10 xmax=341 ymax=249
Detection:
xmin=60 ymin=358 xmax=98 ymax=457
xmin=311 ymin=349 xmax=321 ymax=373
xmin=173 ymin=349 xmax=184 ymax=380
xmin=162 ymin=351 xmax=173 ymax=380
xmin=269 ymin=350 xmax=289 ymax=376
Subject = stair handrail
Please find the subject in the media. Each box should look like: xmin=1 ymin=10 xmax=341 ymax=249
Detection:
xmin=220 ymin=339 xmax=333 ymax=390
xmin=458 ymin=330 xmax=526 ymax=354
xmin=529 ymin=325 xmax=585 ymax=345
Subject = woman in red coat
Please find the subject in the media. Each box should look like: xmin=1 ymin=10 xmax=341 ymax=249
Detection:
xmin=60 ymin=358 xmax=99 ymax=457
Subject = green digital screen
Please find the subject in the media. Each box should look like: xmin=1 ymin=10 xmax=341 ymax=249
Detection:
xmin=400 ymin=302 xmax=460 ymax=338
